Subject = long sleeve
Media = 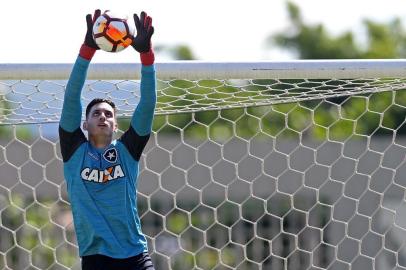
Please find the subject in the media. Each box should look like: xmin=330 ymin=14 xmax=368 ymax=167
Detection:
xmin=60 ymin=56 xmax=91 ymax=132
xmin=130 ymin=64 xmax=157 ymax=136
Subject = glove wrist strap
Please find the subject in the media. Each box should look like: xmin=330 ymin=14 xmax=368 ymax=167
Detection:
xmin=79 ymin=44 xmax=96 ymax=60
xmin=140 ymin=49 xmax=155 ymax=66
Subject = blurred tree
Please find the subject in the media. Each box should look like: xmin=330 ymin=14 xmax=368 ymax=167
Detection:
xmin=265 ymin=1 xmax=406 ymax=138
xmin=169 ymin=44 xmax=196 ymax=60
xmin=155 ymin=44 xmax=197 ymax=60
xmin=362 ymin=18 xmax=406 ymax=58
xmin=272 ymin=2 xmax=360 ymax=59
xmin=271 ymin=1 xmax=406 ymax=59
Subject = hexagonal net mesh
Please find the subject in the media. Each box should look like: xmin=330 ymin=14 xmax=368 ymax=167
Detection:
xmin=0 ymin=61 xmax=406 ymax=269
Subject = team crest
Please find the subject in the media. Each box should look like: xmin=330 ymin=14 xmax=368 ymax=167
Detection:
xmin=103 ymin=148 xmax=117 ymax=163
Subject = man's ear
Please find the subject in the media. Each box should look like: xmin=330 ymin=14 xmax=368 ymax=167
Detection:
xmin=83 ymin=121 xmax=88 ymax=131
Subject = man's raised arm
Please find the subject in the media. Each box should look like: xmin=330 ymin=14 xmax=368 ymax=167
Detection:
xmin=60 ymin=9 xmax=101 ymax=132
xmin=117 ymin=11 xmax=156 ymax=162
xmin=130 ymin=11 xmax=156 ymax=136
xmin=59 ymin=10 xmax=101 ymax=163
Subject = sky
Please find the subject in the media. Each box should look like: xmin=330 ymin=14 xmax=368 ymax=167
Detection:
xmin=1 ymin=0 xmax=406 ymax=63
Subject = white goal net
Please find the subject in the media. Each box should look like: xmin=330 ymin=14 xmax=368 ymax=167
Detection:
xmin=0 ymin=60 xmax=406 ymax=270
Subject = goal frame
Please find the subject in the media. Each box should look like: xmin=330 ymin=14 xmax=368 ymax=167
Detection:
xmin=1 ymin=60 xmax=406 ymax=270
xmin=1 ymin=59 xmax=406 ymax=80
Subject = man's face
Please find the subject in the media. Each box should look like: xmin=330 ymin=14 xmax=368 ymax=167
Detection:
xmin=83 ymin=102 xmax=118 ymax=137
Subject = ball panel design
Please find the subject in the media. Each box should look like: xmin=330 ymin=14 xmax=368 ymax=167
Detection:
xmin=106 ymin=21 xmax=127 ymax=42
xmin=94 ymin=36 xmax=114 ymax=52
xmin=93 ymin=16 xmax=108 ymax=35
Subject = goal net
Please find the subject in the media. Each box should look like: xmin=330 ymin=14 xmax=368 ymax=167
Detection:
xmin=0 ymin=60 xmax=406 ymax=269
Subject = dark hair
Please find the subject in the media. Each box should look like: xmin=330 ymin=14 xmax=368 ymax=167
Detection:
xmin=85 ymin=98 xmax=117 ymax=118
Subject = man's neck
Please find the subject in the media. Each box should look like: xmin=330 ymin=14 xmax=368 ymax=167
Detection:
xmin=89 ymin=135 xmax=113 ymax=149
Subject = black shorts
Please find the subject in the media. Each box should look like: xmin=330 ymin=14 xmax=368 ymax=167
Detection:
xmin=81 ymin=252 xmax=155 ymax=270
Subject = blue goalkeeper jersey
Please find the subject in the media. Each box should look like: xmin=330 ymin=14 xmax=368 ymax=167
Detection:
xmin=59 ymin=56 xmax=156 ymax=258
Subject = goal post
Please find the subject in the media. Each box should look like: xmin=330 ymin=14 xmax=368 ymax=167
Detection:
xmin=0 ymin=60 xmax=406 ymax=270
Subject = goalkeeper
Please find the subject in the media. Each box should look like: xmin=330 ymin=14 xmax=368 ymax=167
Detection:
xmin=59 ymin=9 xmax=156 ymax=270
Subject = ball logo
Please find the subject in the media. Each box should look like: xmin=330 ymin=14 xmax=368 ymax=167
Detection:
xmin=103 ymin=148 xmax=117 ymax=163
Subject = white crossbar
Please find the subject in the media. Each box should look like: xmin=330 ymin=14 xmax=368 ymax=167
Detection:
xmin=1 ymin=60 xmax=406 ymax=80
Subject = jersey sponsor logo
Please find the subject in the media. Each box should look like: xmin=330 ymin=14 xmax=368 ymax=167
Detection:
xmin=81 ymin=165 xmax=125 ymax=183
xmin=103 ymin=148 xmax=117 ymax=163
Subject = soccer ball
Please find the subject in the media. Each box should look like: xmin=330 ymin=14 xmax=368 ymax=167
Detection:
xmin=92 ymin=11 xmax=135 ymax=52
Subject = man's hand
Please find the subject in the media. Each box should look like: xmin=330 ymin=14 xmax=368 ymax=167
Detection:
xmin=132 ymin=11 xmax=154 ymax=53
xmin=84 ymin=9 xmax=101 ymax=50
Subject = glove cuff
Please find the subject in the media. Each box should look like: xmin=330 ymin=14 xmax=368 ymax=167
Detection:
xmin=140 ymin=49 xmax=155 ymax=66
xmin=79 ymin=44 xmax=96 ymax=60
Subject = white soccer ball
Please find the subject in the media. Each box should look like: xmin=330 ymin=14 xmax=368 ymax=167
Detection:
xmin=92 ymin=11 xmax=135 ymax=53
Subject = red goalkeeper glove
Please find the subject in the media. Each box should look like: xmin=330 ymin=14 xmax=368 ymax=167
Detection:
xmin=79 ymin=9 xmax=101 ymax=60
xmin=132 ymin=11 xmax=155 ymax=65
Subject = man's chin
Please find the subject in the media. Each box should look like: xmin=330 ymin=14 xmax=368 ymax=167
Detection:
xmin=91 ymin=129 xmax=113 ymax=136
xmin=96 ymin=126 xmax=112 ymax=132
